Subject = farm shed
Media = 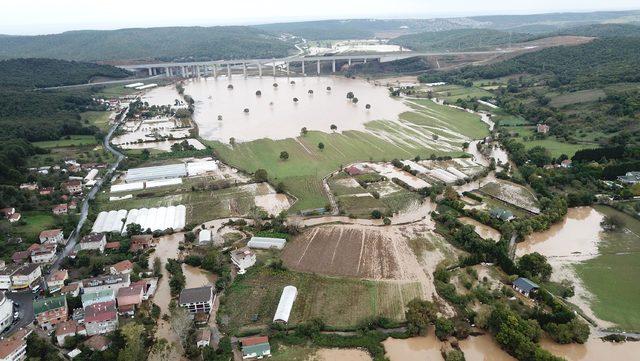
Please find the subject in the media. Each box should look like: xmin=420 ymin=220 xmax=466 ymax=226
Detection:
xmin=513 ymin=277 xmax=539 ymax=298
xmin=247 ymin=236 xmax=286 ymax=250
xmin=198 ymin=230 xmax=212 ymax=244
xmin=125 ymin=164 xmax=186 ymax=183
xmin=273 ymin=285 xmax=297 ymax=323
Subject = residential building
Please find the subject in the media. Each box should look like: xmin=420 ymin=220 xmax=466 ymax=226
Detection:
xmin=39 ymin=187 xmax=54 ymax=196
xmin=536 ymin=123 xmax=550 ymax=134
xmin=560 ymin=159 xmax=572 ymax=168
xmin=39 ymin=229 xmax=64 ymax=244
xmin=116 ymin=285 xmax=144 ymax=314
xmin=131 ymin=278 xmax=157 ymax=301
xmin=240 ymin=336 xmax=271 ymax=359
xmin=11 ymin=264 xmax=42 ymax=291
xmin=19 ymin=183 xmax=38 ymax=191
xmin=513 ymin=277 xmax=540 ymax=298
xmin=0 ymin=265 xmax=20 ymax=290
xmin=47 ymin=270 xmax=68 ymax=292
xmin=60 ymin=282 xmax=81 ymax=297
xmin=130 ymin=234 xmax=154 ymax=252
xmin=55 ymin=320 xmax=86 ymax=347
xmin=81 ymin=274 xmax=130 ymax=294
xmin=84 ymin=301 xmax=118 ymax=335
xmin=198 ymin=229 xmax=212 ymax=244
xmin=109 ymin=260 xmax=133 ymax=275
xmin=196 ymin=328 xmax=211 ymax=348
xmin=179 ymin=286 xmax=215 ymax=315
xmin=52 ymin=204 xmax=68 ymax=215
xmin=64 ymin=180 xmax=83 ymax=194
xmin=10 ymin=251 xmax=29 ymax=265
xmin=0 ymin=328 xmax=31 ymax=361
xmin=6 ymin=213 xmax=21 ymax=223
xmin=0 ymin=292 xmax=14 ymax=334
xmin=84 ymin=335 xmax=112 ymax=352
xmin=489 ymin=208 xmax=515 ymax=222
xmin=33 ymin=295 xmax=68 ymax=330
xmin=105 ymin=242 xmax=121 ymax=251
xmin=0 ymin=208 xmax=15 ymax=219
xmin=617 ymin=171 xmax=640 ymax=185
xmin=79 ymin=233 xmax=106 ymax=253
xmin=230 ymin=247 xmax=256 ymax=274
xmin=30 ymin=244 xmax=57 ymax=264
xmin=81 ymin=289 xmax=115 ymax=308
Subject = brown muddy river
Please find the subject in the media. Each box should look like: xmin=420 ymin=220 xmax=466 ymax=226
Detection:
xmin=540 ymin=336 xmax=640 ymax=361
xmin=179 ymin=76 xmax=410 ymax=143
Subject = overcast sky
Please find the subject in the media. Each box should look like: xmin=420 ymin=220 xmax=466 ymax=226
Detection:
xmin=2 ymin=0 xmax=638 ymax=35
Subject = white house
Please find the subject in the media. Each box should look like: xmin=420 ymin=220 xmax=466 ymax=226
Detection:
xmin=39 ymin=229 xmax=64 ymax=244
xmin=81 ymin=274 xmax=130 ymax=294
xmin=47 ymin=270 xmax=69 ymax=293
xmin=79 ymin=233 xmax=107 ymax=253
xmin=0 ymin=265 xmax=21 ymax=290
xmin=179 ymin=286 xmax=215 ymax=315
xmin=230 ymin=247 xmax=256 ymax=274
xmin=30 ymin=244 xmax=57 ymax=264
xmin=198 ymin=230 xmax=212 ymax=244
xmin=11 ymin=264 xmax=42 ymax=291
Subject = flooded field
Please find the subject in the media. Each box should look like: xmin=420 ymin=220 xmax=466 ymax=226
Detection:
xmin=458 ymin=334 xmax=515 ymax=361
xmin=383 ymin=333 xmax=444 ymax=360
xmin=311 ymin=348 xmax=372 ymax=361
xmin=459 ymin=217 xmax=501 ymax=241
xmin=540 ymin=336 xmax=640 ymax=361
xmin=181 ymin=76 xmax=410 ymax=142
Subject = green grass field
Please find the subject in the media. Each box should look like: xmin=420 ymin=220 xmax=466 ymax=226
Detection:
xmin=27 ymin=145 xmax=115 ymax=168
xmin=548 ymin=89 xmax=606 ymax=108
xmin=208 ymin=99 xmax=487 ymax=211
xmin=220 ymin=266 xmax=422 ymax=333
xmin=504 ymin=125 xmax=594 ymax=158
xmin=81 ymin=111 xmax=111 ymax=132
xmin=574 ymin=206 xmax=640 ymax=332
xmin=32 ymin=135 xmax=98 ymax=149
xmin=5 ymin=212 xmax=58 ymax=241
xmin=432 ymin=84 xmax=494 ymax=103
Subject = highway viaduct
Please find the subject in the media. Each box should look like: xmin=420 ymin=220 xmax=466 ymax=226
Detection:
xmin=118 ymin=50 xmax=513 ymax=78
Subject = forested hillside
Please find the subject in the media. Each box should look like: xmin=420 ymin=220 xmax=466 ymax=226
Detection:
xmin=0 ymin=58 xmax=130 ymax=88
xmin=555 ymin=23 xmax=640 ymax=38
xmin=470 ymin=10 xmax=640 ymax=32
xmin=0 ymin=26 xmax=294 ymax=62
xmin=389 ymin=29 xmax=533 ymax=51
xmin=418 ymin=38 xmax=640 ymax=90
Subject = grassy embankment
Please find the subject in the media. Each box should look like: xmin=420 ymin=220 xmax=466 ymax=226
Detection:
xmin=208 ymin=100 xmax=488 ymax=211
xmin=574 ymin=205 xmax=640 ymax=332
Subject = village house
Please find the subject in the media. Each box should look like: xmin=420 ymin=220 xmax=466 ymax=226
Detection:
xmin=560 ymin=159 xmax=572 ymax=168
xmin=513 ymin=277 xmax=540 ymax=298
xmin=55 ymin=320 xmax=86 ymax=346
xmin=179 ymin=286 xmax=215 ymax=315
xmin=240 ymin=335 xmax=271 ymax=359
xmin=82 ymin=289 xmax=115 ymax=308
xmin=81 ymin=273 xmax=130 ymax=294
xmin=39 ymin=187 xmax=54 ymax=196
xmin=0 ymin=328 xmax=31 ymax=361
xmin=0 ymin=208 xmax=20 ymax=223
xmin=131 ymin=279 xmax=157 ymax=301
xmin=47 ymin=269 xmax=69 ymax=293
xmin=109 ymin=260 xmax=133 ymax=275
xmin=39 ymin=229 xmax=64 ymax=244
xmin=64 ymin=180 xmax=83 ymax=194
xmin=84 ymin=335 xmax=112 ymax=352
xmin=52 ymin=203 xmax=68 ymax=215
xmin=60 ymin=282 xmax=81 ymax=297
xmin=105 ymin=242 xmax=121 ymax=251
xmin=19 ymin=183 xmax=38 ymax=191
xmin=84 ymin=300 xmax=118 ymax=336
xmin=198 ymin=229 xmax=212 ymax=244
xmin=617 ymin=171 xmax=640 ymax=185
xmin=0 ymin=265 xmax=20 ymax=290
xmin=116 ymin=284 xmax=144 ymax=315
xmin=30 ymin=243 xmax=57 ymax=264
xmin=11 ymin=264 xmax=42 ymax=291
xmin=68 ymin=200 xmax=77 ymax=210
xmin=536 ymin=123 xmax=550 ymax=134
xmin=129 ymin=234 xmax=154 ymax=252
xmin=10 ymin=251 xmax=29 ymax=265
xmin=33 ymin=295 xmax=68 ymax=330
xmin=196 ymin=328 xmax=212 ymax=348
xmin=230 ymin=247 xmax=256 ymax=274
xmin=79 ymin=233 xmax=106 ymax=253
xmin=489 ymin=208 xmax=515 ymax=222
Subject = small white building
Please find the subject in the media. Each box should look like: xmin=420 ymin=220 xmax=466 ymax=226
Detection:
xmin=247 ymin=236 xmax=286 ymax=250
xmin=230 ymin=247 xmax=256 ymax=274
xmin=273 ymin=285 xmax=297 ymax=323
xmin=11 ymin=264 xmax=42 ymax=291
xmin=47 ymin=270 xmax=69 ymax=293
xmin=198 ymin=230 xmax=212 ymax=244
xmin=79 ymin=233 xmax=107 ymax=253
xmin=39 ymin=229 xmax=64 ymax=244
xmin=30 ymin=244 xmax=57 ymax=264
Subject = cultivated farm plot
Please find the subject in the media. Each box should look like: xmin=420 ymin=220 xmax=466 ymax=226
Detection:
xmin=549 ymin=89 xmax=606 ymax=108
xmin=282 ymin=225 xmax=424 ymax=280
xmin=479 ymin=180 xmax=540 ymax=214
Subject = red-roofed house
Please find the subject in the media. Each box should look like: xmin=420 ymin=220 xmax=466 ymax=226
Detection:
xmin=11 ymin=251 xmax=30 ymax=264
xmin=60 ymin=282 xmax=81 ymax=297
xmin=1 ymin=208 xmax=21 ymax=223
xmin=52 ymin=204 xmax=68 ymax=215
xmin=63 ymin=180 xmax=82 ymax=195
xmin=109 ymin=260 xmax=133 ymax=275
xmin=84 ymin=335 xmax=112 ymax=352
xmin=129 ymin=235 xmax=154 ymax=253
xmin=105 ymin=242 xmax=121 ymax=251
xmin=537 ymin=123 xmax=550 ymax=134
xmin=0 ymin=328 xmax=31 ymax=361
xmin=55 ymin=320 xmax=86 ymax=346
xmin=84 ymin=301 xmax=118 ymax=335
xmin=30 ymin=243 xmax=57 ymax=264
xmin=47 ymin=269 xmax=69 ymax=292
xmin=116 ymin=285 xmax=144 ymax=315
xmin=240 ymin=335 xmax=271 ymax=359
xmin=39 ymin=187 xmax=54 ymax=196
xmin=39 ymin=229 xmax=64 ymax=244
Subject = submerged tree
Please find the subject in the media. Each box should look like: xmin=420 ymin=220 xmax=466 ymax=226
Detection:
xmin=300 ymin=127 xmax=308 ymax=136
xmin=318 ymin=142 xmax=325 ymax=151
xmin=255 ymin=90 xmax=262 ymax=96
xmin=279 ymin=151 xmax=289 ymax=161
xmin=330 ymin=124 xmax=337 ymax=131
xmin=365 ymin=104 xmax=371 ymax=109
xmin=293 ymin=97 xmax=299 ymax=102
xmin=346 ymin=91 xmax=354 ymax=99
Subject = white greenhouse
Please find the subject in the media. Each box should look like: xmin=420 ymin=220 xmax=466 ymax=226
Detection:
xmin=125 ymin=164 xmax=187 ymax=183
xmin=247 ymin=236 xmax=286 ymax=250
xmin=273 ymin=286 xmax=297 ymax=323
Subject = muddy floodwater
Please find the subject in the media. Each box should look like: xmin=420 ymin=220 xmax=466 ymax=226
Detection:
xmin=516 ymin=207 xmax=603 ymax=259
xmin=177 ymin=76 xmax=410 ymax=143
xmin=312 ymin=348 xmax=372 ymax=361
xmin=540 ymin=336 xmax=640 ymax=361
xmin=384 ymin=334 xmax=515 ymax=361
xmin=458 ymin=334 xmax=515 ymax=361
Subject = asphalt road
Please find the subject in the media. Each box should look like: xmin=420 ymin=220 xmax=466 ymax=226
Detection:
xmin=5 ymin=290 xmax=36 ymax=334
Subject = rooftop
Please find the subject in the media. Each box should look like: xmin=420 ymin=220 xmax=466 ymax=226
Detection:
xmin=84 ymin=335 xmax=112 ymax=351
xmin=48 ymin=269 xmax=68 ymax=283
xmin=513 ymin=277 xmax=539 ymax=293
xmin=82 ymin=289 xmax=115 ymax=303
xmin=111 ymin=260 xmax=133 ymax=273
xmin=39 ymin=229 xmax=62 ymax=238
xmin=15 ymin=263 xmax=40 ymax=276
xmin=241 ymin=335 xmax=269 ymax=347
xmin=179 ymin=286 xmax=214 ymax=305
xmin=84 ymin=300 xmax=117 ymax=323
xmin=34 ymin=295 xmax=67 ymax=315
xmin=81 ymin=233 xmax=105 ymax=243
xmin=117 ymin=284 xmax=144 ymax=299
xmin=82 ymin=273 xmax=129 ymax=288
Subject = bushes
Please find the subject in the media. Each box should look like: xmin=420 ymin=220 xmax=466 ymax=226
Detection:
xmin=405 ymin=298 xmax=437 ymax=336
xmin=166 ymin=259 xmax=185 ymax=296
xmin=435 ymin=317 xmax=455 ymax=340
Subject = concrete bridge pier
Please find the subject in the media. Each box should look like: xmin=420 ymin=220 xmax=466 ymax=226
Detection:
xmin=348 ymin=58 xmax=352 ymax=67
xmin=332 ymin=60 xmax=336 ymax=73
xmin=286 ymin=62 xmax=290 ymax=76
xmin=317 ymin=60 xmax=320 ymax=75
xmin=301 ymin=61 xmax=305 ymax=75
xmin=148 ymin=68 xmax=153 ymax=76
xmin=363 ymin=58 xmax=367 ymax=64
xmin=213 ymin=65 xmax=217 ymax=77
xmin=243 ymin=63 xmax=247 ymax=77
xmin=165 ymin=67 xmax=170 ymax=77
xmin=258 ymin=63 xmax=262 ymax=77
xmin=272 ymin=60 xmax=276 ymax=77
xmin=227 ymin=64 xmax=231 ymax=78
xmin=196 ymin=65 xmax=201 ymax=78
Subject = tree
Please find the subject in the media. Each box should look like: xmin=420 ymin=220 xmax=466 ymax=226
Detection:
xmin=126 ymin=223 xmax=142 ymax=236
xmin=330 ymin=124 xmax=337 ymax=131
xmin=229 ymin=137 xmax=236 ymax=146
xmin=352 ymin=97 xmax=359 ymax=104
xmin=346 ymin=91 xmax=354 ymax=99
xmin=432 ymin=134 xmax=439 ymax=141
xmin=153 ymin=257 xmax=162 ymax=277
xmin=275 ymin=182 xmax=286 ymax=193
xmin=170 ymin=306 xmax=193 ymax=345
xmin=383 ymin=217 xmax=391 ymax=225
xmin=300 ymin=127 xmax=308 ymax=136
xmin=118 ymin=323 xmax=146 ymax=361
xmin=293 ymin=97 xmax=299 ymax=102
xmin=405 ymin=298 xmax=437 ymax=335
xmin=279 ymin=151 xmax=289 ymax=161
xmin=371 ymin=210 xmax=382 ymax=219
xmin=255 ymin=90 xmax=261 ymax=96
xmin=254 ymin=168 xmax=268 ymax=182
xmin=518 ymin=252 xmax=552 ymax=281
xmin=318 ymin=142 xmax=325 ymax=151
xmin=435 ymin=317 xmax=455 ymax=340
xmin=148 ymin=339 xmax=181 ymax=361
xmin=365 ymin=104 xmax=371 ymax=109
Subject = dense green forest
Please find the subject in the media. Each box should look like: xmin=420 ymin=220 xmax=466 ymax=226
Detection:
xmin=0 ymin=26 xmax=294 ymax=62
xmin=389 ymin=29 xmax=533 ymax=51
xmin=554 ymin=23 xmax=640 ymax=37
xmin=418 ymin=38 xmax=640 ymax=90
xmin=469 ymin=10 xmax=640 ymax=32
xmin=0 ymin=58 xmax=130 ymax=88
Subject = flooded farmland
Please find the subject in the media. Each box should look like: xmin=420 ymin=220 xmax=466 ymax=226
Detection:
xmin=459 ymin=217 xmax=501 ymax=241
xmin=540 ymin=336 xmax=640 ymax=361
xmin=180 ymin=76 xmax=410 ymax=142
